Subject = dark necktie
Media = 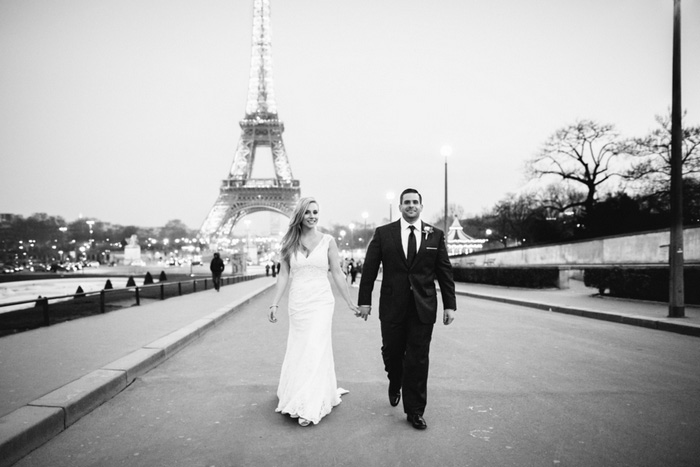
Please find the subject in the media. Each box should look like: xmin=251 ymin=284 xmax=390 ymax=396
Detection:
xmin=407 ymin=225 xmax=417 ymax=265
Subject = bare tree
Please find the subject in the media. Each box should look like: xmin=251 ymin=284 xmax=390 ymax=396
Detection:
xmin=624 ymin=111 xmax=700 ymax=197
xmin=490 ymin=193 xmax=539 ymax=247
xmin=433 ymin=203 xmax=465 ymax=230
xmin=527 ymin=120 xmax=625 ymax=214
xmin=535 ymin=183 xmax=586 ymax=216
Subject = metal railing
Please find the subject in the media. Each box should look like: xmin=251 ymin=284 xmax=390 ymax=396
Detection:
xmin=0 ymin=273 xmax=264 ymax=335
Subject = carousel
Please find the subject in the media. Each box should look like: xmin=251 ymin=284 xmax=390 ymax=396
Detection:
xmin=445 ymin=215 xmax=487 ymax=256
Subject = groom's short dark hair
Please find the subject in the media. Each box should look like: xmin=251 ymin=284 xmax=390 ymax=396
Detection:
xmin=400 ymin=188 xmax=422 ymax=204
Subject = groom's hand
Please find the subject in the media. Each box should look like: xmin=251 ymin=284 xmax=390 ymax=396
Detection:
xmin=358 ymin=305 xmax=371 ymax=321
xmin=443 ymin=309 xmax=455 ymax=325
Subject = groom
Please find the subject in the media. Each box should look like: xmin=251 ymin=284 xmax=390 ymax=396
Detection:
xmin=358 ymin=188 xmax=456 ymax=430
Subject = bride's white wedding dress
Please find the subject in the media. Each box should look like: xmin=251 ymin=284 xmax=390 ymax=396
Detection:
xmin=276 ymin=234 xmax=347 ymax=425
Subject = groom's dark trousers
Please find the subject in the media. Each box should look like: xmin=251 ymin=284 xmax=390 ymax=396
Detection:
xmin=359 ymin=220 xmax=456 ymax=416
xmin=380 ymin=294 xmax=434 ymax=415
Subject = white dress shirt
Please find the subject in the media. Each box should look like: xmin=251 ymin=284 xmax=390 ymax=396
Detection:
xmin=400 ymin=217 xmax=422 ymax=259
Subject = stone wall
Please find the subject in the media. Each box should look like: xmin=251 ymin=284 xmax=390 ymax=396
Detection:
xmin=452 ymin=226 xmax=700 ymax=268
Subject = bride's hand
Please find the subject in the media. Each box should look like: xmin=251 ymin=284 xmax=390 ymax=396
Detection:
xmin=268 ymin=305 xmax=278 ymax=323
xmin=349 ymin=303 xmax=361 ymax=317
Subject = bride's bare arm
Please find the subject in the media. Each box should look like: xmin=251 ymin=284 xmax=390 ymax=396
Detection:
xmin=327 ymin=238 xmax=359 ymax=313
xmin=268 ymin=260 xmax=290 ymax=323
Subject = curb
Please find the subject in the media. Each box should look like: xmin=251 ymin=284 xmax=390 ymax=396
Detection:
xmin=455 ymin=291 xmax=700 ymax=338
xmin=0 ymin=281 xmax=275 ymax=467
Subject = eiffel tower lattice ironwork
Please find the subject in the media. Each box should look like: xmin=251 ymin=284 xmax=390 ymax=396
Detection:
xmin=199 ymin=0 xmax=299 ymax=248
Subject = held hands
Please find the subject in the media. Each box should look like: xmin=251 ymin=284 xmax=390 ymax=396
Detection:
xmin=348 ymin=303 xmax=361 ymax=317
xmin=443 ymin=309 xmax=455 ymax=325
xmin=357 ymin=305 xmax=371 ymax=321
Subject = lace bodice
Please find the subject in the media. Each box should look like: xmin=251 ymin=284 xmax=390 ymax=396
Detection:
xmin=289 ymin=234 xmax=331 ymax=281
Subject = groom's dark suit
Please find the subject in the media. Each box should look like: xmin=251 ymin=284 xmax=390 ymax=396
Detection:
xmin=358 ymin=219 xmax=456 ymax=416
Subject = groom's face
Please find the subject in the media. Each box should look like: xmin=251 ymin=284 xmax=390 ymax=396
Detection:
xmin=399 ymin=193 xmax=423 ymax=223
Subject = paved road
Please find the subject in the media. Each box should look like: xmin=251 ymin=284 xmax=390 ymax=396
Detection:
xmin=13 ymin=286 xmax=700 ymax=467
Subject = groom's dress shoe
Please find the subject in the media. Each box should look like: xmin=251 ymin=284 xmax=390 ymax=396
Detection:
xmin=389 ymin=389 xmax=401 ymax=407
xmin=407 ymin=414 xmax=427 ymax=430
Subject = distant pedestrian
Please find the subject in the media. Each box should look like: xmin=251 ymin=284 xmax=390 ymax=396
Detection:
xmin=210 ymin=252 xmax=225 ymax=291
xmin=349 ymin=259 xmax=358 ymax=286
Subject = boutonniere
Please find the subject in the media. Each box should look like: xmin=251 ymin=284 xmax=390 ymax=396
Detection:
xmin=423 ymin=225 xmax=434 ymax=240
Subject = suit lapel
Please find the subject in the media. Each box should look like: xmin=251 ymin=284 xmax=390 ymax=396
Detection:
xmin=417 ymin=222 xmax=428 ymax=256
xmin=389 ymin=221 xmax=406 ymax=266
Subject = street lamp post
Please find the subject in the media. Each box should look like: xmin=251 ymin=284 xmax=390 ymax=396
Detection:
xmin=58 ymin=227 xmax=67 ymax=262
xmin=85 ymin=220 xmax=95 ymax=261
xmin=386 ymin=192 xmax=395 ymax=222
xmin=244 ymin=219 xmax=252 ymax=267
xmin=339 ymin=230 xmax=346 ymax=257
xmin=441 ymin=145 xmax=452 ymax=234
xmin=362 ymin=212 xmax=369 ymax=245
xmin=349 ymin=223 xmax=355 ymax=257
xmin=669 ymin=0 xmax=684 ymax=317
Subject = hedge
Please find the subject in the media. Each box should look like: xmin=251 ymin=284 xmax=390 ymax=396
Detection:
xmin=453 ymin=267 xmax=559 ymax=289
xmin=584 ymin=267 xmax=700 ymax=304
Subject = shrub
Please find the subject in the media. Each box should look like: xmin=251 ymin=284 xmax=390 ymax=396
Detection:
xmin=453 ymin=267 xmax=559 ymax=288
xmin=583 ymin=267 xmax=700 ymax=304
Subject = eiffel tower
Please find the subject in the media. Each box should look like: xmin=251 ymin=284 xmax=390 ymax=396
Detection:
xmin=199 ymin=0 xmax=300 ymax=248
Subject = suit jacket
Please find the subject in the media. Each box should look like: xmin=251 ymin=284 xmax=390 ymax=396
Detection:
xmin=358 ymin=220 xmax=456 ymax=324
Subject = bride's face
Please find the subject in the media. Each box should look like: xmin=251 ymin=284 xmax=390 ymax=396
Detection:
xmin=301 ymin=203 xmax=319 ymax=230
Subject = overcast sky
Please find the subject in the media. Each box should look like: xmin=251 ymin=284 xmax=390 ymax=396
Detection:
xmin=1 ymin=0 xmax=699 ymax=236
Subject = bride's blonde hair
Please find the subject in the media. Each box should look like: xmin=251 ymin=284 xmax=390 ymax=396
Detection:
xmin=280 ymin=197 xmax=318 ymax=265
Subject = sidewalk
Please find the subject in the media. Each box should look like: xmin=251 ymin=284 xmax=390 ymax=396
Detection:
xmin=1 ymin=276 xmax=698 ymax=466
xmin=454 ymin=279 xmax=700 ymax=338
xmin=0 ymin=276 xmax=276 ymax=467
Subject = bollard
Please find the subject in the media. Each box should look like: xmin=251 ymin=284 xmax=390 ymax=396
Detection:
xmin=135 ymin=287 xmax=140 ymax=306
xmin=193 ymin=280 xmax=197 ymax=292
xmin=160 ymin=283 xmax=165 ymax=300
xmin=100 ymin=290 xmax=106 ymax=313
xmin=178 ymin=282 xmax=182 ymax=296
xmin=41 ymin=297 xmax=50 ymax=326
xmin=204 ymin=278 xmax=208 ymax=290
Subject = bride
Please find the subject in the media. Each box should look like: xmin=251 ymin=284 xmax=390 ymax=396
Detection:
xmin=268 ymin=197 xmax=360 ymax=426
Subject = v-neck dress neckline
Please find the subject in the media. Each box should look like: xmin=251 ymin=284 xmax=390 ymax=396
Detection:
xmin=301 ymin=233 xmax=324 ymax=258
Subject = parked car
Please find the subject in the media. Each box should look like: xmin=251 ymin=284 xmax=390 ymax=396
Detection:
xmin=28 ymin=263 xmax=49 ymax=272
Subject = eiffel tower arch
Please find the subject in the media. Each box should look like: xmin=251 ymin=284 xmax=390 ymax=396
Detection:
xmin=199 ymin=0 xmax=300 ymax=249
